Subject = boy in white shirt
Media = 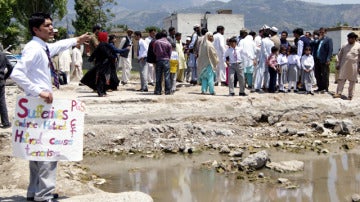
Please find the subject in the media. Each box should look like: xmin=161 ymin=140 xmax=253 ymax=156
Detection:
xmin=224 ymin=37 xmax=246 ymax=96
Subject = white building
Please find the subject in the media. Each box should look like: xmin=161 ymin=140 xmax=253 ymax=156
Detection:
xmin=327 ymin=26 xmax=360 ymax=54
xmin=163 ymin=10 xmax=245 ymax=42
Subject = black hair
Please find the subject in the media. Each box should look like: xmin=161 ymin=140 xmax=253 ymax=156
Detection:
xmin=216 ymin=25 xmax=224 ymax=32
xmin=281 ymin=31 xmax=288 ymax=36
xmin=201 ymin=28 xmax=208 ymax=36
xmin=155 ymin=32 xmax=162 ymax=40
xmin=148 ymin=28 xmax=156 ymax=33
xmin=175 ymin=32 xmax=182 ymax=37
xmin=292 ymin=28 xmax=304 ymax=36
xmin=249 ymin=31 xmax=256 ymax=37
xmin=263 ymin=29 xmax=271 ymax=37
xmin=271 ymin=46 xmax=279 ymax=53
xmin=228 ymin=37 xmax=237 ymax=43
xmin=289 ymin=45 xmax=297 ymax=54
xmin=160 ymin=30 xmax=167 ymax=38
xmin=92 ymin=25 xmax=101 ymax=33
xmin=29 ymin=12 xmax=52 ymax=36
xmin=168 ymin=27 xmax=175 ymax=33
xmin=347 ymin=32 xmax=358 ymax=39
xmin=109 ymin=34 xmax=116 ymax=43
xmin=134 ymin=31 xmax=142 ymax=37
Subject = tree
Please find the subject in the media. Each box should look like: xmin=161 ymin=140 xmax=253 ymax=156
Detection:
xmin=145 ymin=26 xmax=161 ymax=33
xmin=0 ymin=0 xmax=20 ymax=50
xmin=13 ymin=0 xmax=67 ymax=39
xmin=72 ymin=0 xmax=117 ymax=36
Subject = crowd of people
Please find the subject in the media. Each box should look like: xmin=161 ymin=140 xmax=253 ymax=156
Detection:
xmin=67 ymin=24 xmax=360 ymax=99
xmin=0 ymin=11 xmax=359 ymax=202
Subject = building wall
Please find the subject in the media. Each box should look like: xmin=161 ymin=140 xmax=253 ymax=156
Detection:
xmin=164 ymin=13 xmax=244 ymax=42
xmin=327 ymin=26 xmax=360 ymax=54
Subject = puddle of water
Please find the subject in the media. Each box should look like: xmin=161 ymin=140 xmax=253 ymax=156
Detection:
xmin=82 ymin=150 xmax=360 ymax=202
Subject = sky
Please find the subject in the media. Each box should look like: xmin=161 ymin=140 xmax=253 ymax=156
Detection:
xmin=217 ymin=0 xmax=360 ymax=4
xmin=293 ymin=0 xmax=360 ymax=4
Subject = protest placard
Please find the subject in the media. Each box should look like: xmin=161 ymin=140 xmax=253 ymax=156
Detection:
xmin=12 ymin=96 xmax=85 ymax=161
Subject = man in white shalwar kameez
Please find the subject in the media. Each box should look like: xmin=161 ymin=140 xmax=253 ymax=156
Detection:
xmin=334 ymin=32 xmax=360 ymax=100
xmin=254 ymin=28 xmax=274 ymax=92
xmin=213 ymin=25 xmax=227 ymax=85
xmin=239 ymin=32 xmax=257 ymax=88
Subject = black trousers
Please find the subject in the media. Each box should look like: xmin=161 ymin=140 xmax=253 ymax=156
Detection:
xmin=314 ymin=59 xmax=330 ymax=91
xmin=0 ymin=83 xmax=10 ymax=126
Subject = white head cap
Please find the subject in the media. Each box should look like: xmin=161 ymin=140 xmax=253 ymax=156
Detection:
xmin=270 ymin=26 xmax=278 ymax=32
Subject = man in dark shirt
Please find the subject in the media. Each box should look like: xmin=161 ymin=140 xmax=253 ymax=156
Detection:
xmin=153 ymin=32 xmax=172 ymax=95
xmin=0 ymin=51 xmax=13 ymax=128
xmin=314 ymin=27 xmax=333 ymax=92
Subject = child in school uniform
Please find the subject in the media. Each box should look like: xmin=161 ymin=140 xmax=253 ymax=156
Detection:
xmin=300 ymin=46 xmax=315 ymax=95
xmin=277 ymin=45 xmax=288 ymax=92
xmin=267 ymin=46 xmax=279 ymax=93
xmin=287 ymin=45 xmax=301 ymax=92
xmin=224 ymin=37 xmax=246 ymax=96
xmin=169 ymin=43 xmax=179 ymax=94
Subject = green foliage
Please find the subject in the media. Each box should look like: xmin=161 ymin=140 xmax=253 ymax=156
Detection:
xmin=13 ymin=0 xmax=68 ymax=40
xmin=0 ymin=0 xmax=21 ymax=50
xmin=72 ymin=0 xmax=116 ymax=36
xmin=145 ymin=26 xmax=161 ymax=33
xmin=335 ymin=22 xmax=349 ymax=27
xmin=57 ymin=27 xmax=68 ymax=40
xmin=330 ymin=55 xmax=337 ymax=74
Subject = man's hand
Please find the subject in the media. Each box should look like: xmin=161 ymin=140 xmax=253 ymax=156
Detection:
xmin=77 ymin=33 xmax=92 ymax=45
xmin=39 ymin=91 xmax=53 ymax=104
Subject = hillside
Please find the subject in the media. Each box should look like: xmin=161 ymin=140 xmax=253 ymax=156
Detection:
xmin=60 ymin=0 xmax=360 ymax=33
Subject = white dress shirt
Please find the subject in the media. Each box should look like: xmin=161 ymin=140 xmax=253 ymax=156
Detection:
xmin=224 ymin=46 xmax=242 ymax=64
xmin=11 ymin=36 xmax=77 ymax=96
xmin=239 ymin=35 xmax=257 ymax=67
xmin=138 ymin=38 xmax=148 ymax=59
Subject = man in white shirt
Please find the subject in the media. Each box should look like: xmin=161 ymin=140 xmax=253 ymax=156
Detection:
xmin=70 ymin=43 xmax=83 ymax=82
xmin=254 ymin=28 xmax=274 ymax=92
xmin=134 ymin=31 xmax=149 ymax=92
xmin=239 ymin=31 xmax=257 ymax=89
xmin=10 ymin=12 xmax=90 ymax=202
xmin=118 ymin=29 xmax=133 ymax=85
xmin=213 ymin=25 xmax=227 ymax=86
xmin=145 ymin=28 xmax=156 ymax=86
xmin=188 ymin=24 xmax=201 ymax=84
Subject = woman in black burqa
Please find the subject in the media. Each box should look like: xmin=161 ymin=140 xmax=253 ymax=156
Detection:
xmin=81 ymin=32 xmax=128 ymax=96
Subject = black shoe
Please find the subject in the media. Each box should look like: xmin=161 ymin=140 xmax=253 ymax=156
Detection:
xmin=221 ymin=82 xmax=228 ymax=86
xmin=229 ymin=93 xmax=235 ymax=96
xmin=121 ymin=81 xmax=128 ymax=85
xmin=27 ymin=193 xmax=58 ymax=201
xmin=294 ymin=89 xmax=298 ymax=93
xmin=1 ymin=123 xmax=11 ymax=129
xmin=148 ymin=82 xmax=154 ymax=86
xmin=278 ymin=90 xmax=285 ymax=93
xmin=165 ymin=91 xmax=171 ymax=95
xmin=239 ymin=93 xmax=247 ymax=96
xmin=137 ymin=88 xmax=148 ymax=92
xmin=154 ymin=91 xmax=161 ymax=95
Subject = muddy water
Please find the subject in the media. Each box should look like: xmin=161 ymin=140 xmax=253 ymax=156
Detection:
xmin=83 ymin=150 xmax=360 ymax=202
